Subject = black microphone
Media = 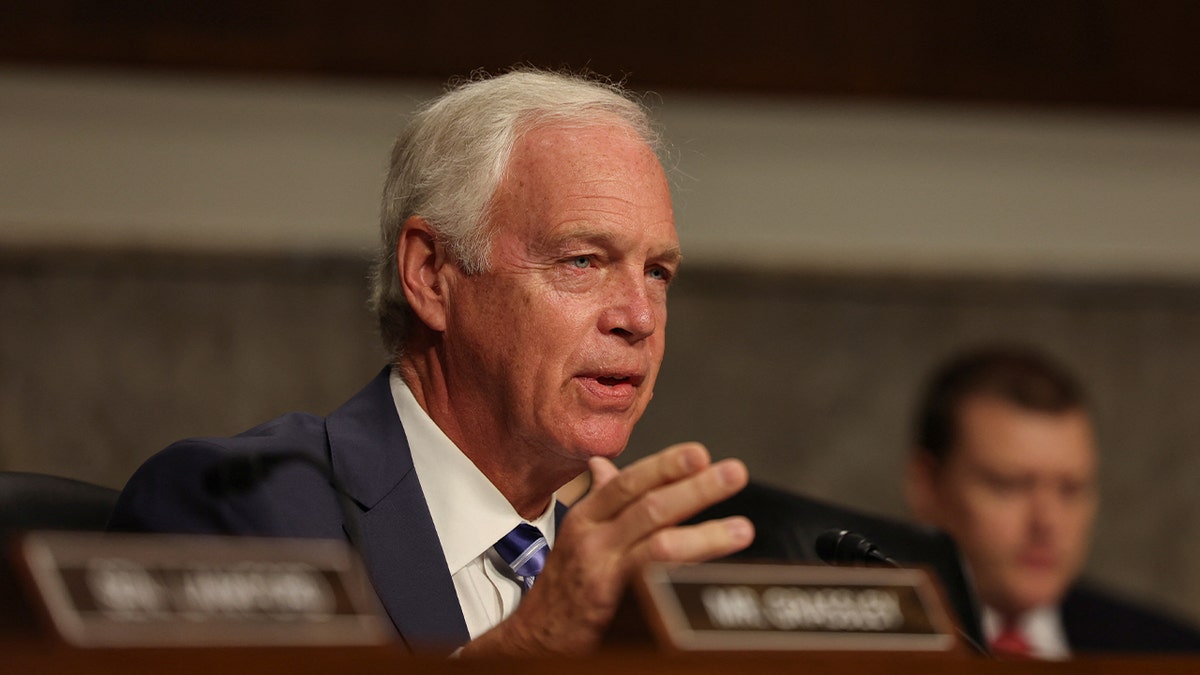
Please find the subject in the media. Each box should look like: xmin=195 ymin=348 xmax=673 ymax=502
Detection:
xmin=815 ymin=528 xmax=991 ymax=657
xmin=816 ymin=529 xmax=899 ymax=567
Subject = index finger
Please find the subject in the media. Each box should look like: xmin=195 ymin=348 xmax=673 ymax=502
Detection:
xmin=577 ymin=442 xmax=711 ymax=522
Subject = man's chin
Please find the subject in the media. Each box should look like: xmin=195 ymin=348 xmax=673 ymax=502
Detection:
xmin=1002 ymin=581 xmax=1071 ymax=614
xmin=577 ymin=439 xmax=630 ymax=462
xmin=561 ymin=430 xmax=634 ymax=464
xmin=556 ymin=412 xmax=640 ymax=454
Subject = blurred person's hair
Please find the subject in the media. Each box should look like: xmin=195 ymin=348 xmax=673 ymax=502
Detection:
xmin=914 ymin=345 xmax=1087 ymax=463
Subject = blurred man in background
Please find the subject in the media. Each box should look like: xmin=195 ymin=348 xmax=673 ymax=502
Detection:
xmin=906 ymin=346 xmax=1200 ymax=658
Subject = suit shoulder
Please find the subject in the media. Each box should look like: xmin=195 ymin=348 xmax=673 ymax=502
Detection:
xmin=1064 ymin=582 xmax=1200 ymax=653
xmin=235 ymin=412 xmax=326 ymax=441
xmin=108 ymin=411 xmax=332 ymax=535
xmin=126 ymin=411 xmax=330 ymax=476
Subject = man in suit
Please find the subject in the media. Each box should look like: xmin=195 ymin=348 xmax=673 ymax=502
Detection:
xmin=109 ymin=69 xmax=754 ymax=656
xmin=905 ymin=346 xmax=1200 ymax=657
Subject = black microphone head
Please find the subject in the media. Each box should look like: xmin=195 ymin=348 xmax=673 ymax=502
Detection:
xmin=816 ymin=528 xmax=895 ymax=566
xmin=815 ymin=529 xmax=853 ymax=564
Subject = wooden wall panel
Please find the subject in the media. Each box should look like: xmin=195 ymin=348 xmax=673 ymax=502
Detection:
xmin=3 ymin=1 xmax=1200 ymax=111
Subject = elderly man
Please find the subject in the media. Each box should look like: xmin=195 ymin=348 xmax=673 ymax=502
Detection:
xmin=109 ymin=69 xmax=753 ymax=656
xmin=905 ymin=346 xmax=1200 ymax=658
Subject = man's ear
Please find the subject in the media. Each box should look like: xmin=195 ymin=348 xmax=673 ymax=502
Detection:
xmin=397 ymin=215 xmax=448 ymax=333
xmin=905 ymin=449 xmax=941 ymax=525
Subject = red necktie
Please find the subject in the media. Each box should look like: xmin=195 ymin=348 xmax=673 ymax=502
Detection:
xmin=990 ymin=621 xmax=1033 ymax=659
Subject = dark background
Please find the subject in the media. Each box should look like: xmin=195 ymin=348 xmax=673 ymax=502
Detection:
xmin=3 ymin=0 xmax=1200 ymax=628
xmin=4 ymin=0 xmax=1200 ymax=112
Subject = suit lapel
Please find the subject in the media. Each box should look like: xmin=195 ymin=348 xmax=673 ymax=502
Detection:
xmin=325 ymin=367 xmax=469 ymax=654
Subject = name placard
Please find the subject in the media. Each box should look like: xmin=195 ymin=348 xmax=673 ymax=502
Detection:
xmin=631 ymin=562 xmax=960 ymax=653
xmin=13 ymin=531 xmax=394 ymax=648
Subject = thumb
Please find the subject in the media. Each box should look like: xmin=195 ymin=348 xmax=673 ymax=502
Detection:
xmin=587 ymin=457 xmax=620 ymax=491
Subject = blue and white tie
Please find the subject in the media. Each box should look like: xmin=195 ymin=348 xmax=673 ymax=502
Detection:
xmin=494 ymin=523 xmax=549 ymax=593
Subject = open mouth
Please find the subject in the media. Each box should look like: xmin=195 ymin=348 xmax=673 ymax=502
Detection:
xmin=596 ymin=375 xmax=635 ymax=387
xmin=575 ymin=371 xmax=646 ymax=409
xmin=590 ymin=372 xmax=644 ymax=387
xmin=576 ymin=372 xmax=646 ymax=402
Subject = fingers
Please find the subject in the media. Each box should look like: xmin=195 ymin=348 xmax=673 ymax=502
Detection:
xmin=586 ymin=456 xmax=620 ymax=492
xmin=476 ymin=444 xmax=755 ymax=658
xmin=612 ymin=457 xmax=748 ymax=538
xmin=579 ymin=442 xmax=712 ymax=522
xmin=570 ymin=443 xmax=752 ymax=568
xmin=634 ymin=516 xmax=755 ymax=564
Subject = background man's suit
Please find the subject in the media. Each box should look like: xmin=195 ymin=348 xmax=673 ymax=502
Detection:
xmin=108 ymin=366 xmax=538 ymax=654
xmin=691 ymin=480 xmax=988 ymax=651
xmin=1063 ymin=584 xmax=1200 ymax=653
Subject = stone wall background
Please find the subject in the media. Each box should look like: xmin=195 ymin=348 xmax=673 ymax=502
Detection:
xmin=3 ymin=248 xmax=1198 ymax=626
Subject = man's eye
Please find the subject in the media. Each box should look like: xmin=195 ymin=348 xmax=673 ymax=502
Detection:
xmin=987 ymin=477 xmax=1029 ymax=496
xmin=1060 ymin=481 xmax=1093 ymax=502
xmin=569 ymin=256 xmax=592 ymax=269
xmin=648 ymin=266 xmax=671 ymax=282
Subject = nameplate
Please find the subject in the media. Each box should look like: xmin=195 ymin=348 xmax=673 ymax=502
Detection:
xmin=13 ymin=531 xmax=394 ymax=648
xmin=632 ymin=562 xmax=959 ymax=652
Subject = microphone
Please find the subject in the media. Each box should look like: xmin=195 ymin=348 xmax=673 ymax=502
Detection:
xmin=815 ymin=529 xmax=899 ymax=567
xmin=815 ymin=528 xmax=991 ymax=657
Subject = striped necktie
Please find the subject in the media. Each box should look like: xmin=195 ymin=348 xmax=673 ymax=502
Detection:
xmin=494 ymin=523 xmax=548 ymax=592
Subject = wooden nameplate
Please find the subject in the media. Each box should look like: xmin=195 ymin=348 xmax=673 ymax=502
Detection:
xmin=12 ymin=531 xmax=394 ymax=648
xmin=611 ymin=561 xmax=965 ymax=654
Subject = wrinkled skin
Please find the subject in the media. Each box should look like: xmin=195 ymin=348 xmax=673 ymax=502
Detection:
xmin=397 ymin=121 xmax=754 ymax=655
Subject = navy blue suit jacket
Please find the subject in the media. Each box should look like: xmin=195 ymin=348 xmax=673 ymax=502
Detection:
xmin=109 ymin=367 xmax=558 ymax=654
xmin=1063 ymin=583 xmax=1200 ymax=654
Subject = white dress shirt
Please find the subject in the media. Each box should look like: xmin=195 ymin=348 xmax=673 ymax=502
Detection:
xmin=983 ymin=604 xmax=1072 ymax=660
xmin=390 ymin=372 xmax=558 ymax=641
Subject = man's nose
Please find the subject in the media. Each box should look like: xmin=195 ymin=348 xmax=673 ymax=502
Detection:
xmin=1029 ymin=486 xmax=1066 ymax=535
xmin=598 ymin=272 xmax=657 ymax=342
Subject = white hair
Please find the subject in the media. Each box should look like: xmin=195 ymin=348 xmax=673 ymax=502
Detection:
xmin=369 ymin=68 xmax=662 ymax=355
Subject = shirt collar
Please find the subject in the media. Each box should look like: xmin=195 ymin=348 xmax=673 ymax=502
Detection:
xmin=983 ymin=604 xmax=1071 ymax=660
xmin=389 ymin=371 xmax=557 ymax=575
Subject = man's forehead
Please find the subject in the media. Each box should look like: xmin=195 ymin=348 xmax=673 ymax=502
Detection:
xmin=530 ymin=226 xmax=681 ymax=259
xmin=958 ymin=395 xmax=1092 ymax=431
xmin=492 ymin=120 xmax=675 ymax=243
xmin=955 ymin=397 xmax=1097 ymax=466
